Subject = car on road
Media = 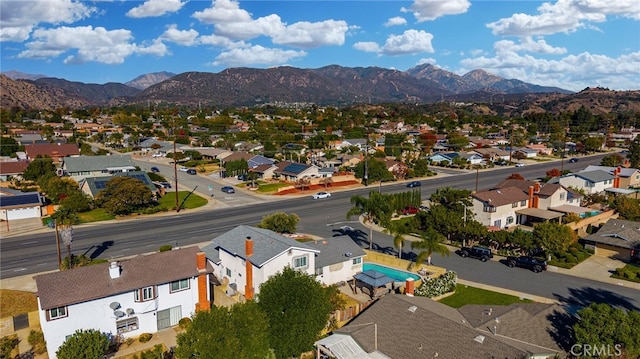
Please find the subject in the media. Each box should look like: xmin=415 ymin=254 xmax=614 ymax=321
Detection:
xmin=221 ymin=186 xmax=235 ymax=194
xmin=459 ymin=245 xmax=493 ymax=262
xmin=187 ymin=169 xmax=197 ymax=175
xmin=160 ymin=182 xmax=171 ymax=188
xmin=515 ymin=162 xmax=525 ymax=167
xmin=406 ymin=181 xmax=421 ymax=188
xmin=150 ymin=166 xmax=160 ymax=173
xmin=569 ymin=158 xmax=579 ymax=163
xmin=506 ymin=256 xmax=547 ymax=273
xmin=312 ymin=192 xmax=331 ymax=199
xmin=401 ymin=206 xmax=419 ymax=215
xmin=179 ymin=167 xmax=189 ymax=172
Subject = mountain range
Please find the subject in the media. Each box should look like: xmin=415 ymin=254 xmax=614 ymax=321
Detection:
xmin=0 ymin=64 xmax=579 ymax=110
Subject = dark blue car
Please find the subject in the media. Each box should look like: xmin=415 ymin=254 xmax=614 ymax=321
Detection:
xmin=406 ymin=181 xmax=421 ymax=188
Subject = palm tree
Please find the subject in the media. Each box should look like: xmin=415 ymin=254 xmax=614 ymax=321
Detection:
xmin=346 ymin=191 xmax=390 ymax=249
xmin=411 ymin=228 xmax=450 ymax=269
xmin=385 ymin=221 xmax=410 ymax=259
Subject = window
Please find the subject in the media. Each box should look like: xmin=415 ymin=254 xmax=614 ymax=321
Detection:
xmin=226 ymin=268 xmax=231 ymax=277
xmin=352 ymin=257 xmax=362 ymax=265
xmin=483 ymin=204 xmax=496 ymax=213
xmin=134 ymin=286 xmax=156 ymax=302
xmin=560 ymin=193 xmax=565 ymax=200
xmin=116 ymin=317 xmax=139 ymax=334
xmin=48 ymin=306 xmax=67 ymax=320
xmin=512 ymin=202 xmax=518 ymax=208
xmin=170 ymin=279 xmax=190 ymax=293
xmin=520 ymin=200 xmax=526 ymax=207
xmin=293 ymin=255 xmax=308 ymax=270
xmin=506 ymin=216 xmax=514 ymax=225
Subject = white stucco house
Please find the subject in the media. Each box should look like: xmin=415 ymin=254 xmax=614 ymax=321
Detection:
xmin=34 ymin=247 xmax=212 ymax=359
xmin=307 ymin=235 xmax=366 ymax=286
xmin=471 ymin=187 xmax=531 ymax=229
xmin=0 ymin=188 xmax=45 ymax=220
xmin=557 ymin=170 xmax=615 ymax=194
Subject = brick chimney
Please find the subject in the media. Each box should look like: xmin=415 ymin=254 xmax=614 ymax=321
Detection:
xmin=244 ymin=237 xmax=255 ymax=300
xmin=195 ymin=252 xmax=210 ymax=311
xmin=528 ymin=186 xmax=534 ymax=208
xmin=614 ymin=167 xmax=621 ymax=188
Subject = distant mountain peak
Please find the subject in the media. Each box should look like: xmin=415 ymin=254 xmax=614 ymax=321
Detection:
xmin=125 ymin=72 xmax=176 ymax=90
xmin=1 ymin=70 xmax=46 ymax=81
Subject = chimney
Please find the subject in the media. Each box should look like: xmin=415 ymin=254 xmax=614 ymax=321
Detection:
xmin=528 ymin=186 xmax=534 ymax=208
xmin=195 ymin=252 xmax=210 ymax=311
xmin=109 ymin=262 xmax=121 ymax=279
xmin=405 ymin=278 xmax=415 ymax=297
xmin=534 ymin=181 xmax=540 ymax=193
xmin=245 ymin=237 xmax=255 ymax=300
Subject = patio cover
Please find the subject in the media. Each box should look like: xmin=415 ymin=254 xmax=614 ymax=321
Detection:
xmin=354 ymin=270 xmax=394 ymax=287
xmin=515 ymin=208 xmax=564 ymax=220
xmin=548 ymin=204 xmax=590 ymax=214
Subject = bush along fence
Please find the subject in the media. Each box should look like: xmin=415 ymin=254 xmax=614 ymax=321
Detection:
xmin=415 ymin=271 xmax=457 ymax=298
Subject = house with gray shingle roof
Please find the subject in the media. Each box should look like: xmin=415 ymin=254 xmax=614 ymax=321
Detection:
xmin=582 ymin=219 xmax=640 ymax=262
xmin=307 ymin=235 xmax=366 ymax=286
xmin=557 ymin=170 xmax=615 ymax=194
xmin=62 ymin=155 xmax=137 ymax=181
xmin=317 ymin=294 xmax=565 ymax=359
xmin=472 ymin=187 xmax=531 ymax=229
xmin=79 ymin=171 xmax=157 ymax=198
xmin=581 ymin=165 xmax=640 ymax=189
xmin=201 ymin=226 xmax=320 ymax=300
xmin=35 ymin=246 xmax=213 ymax=359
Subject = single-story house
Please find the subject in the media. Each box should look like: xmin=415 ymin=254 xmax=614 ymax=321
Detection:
xmin=0 ymin=187 xmax=45 ymax=220
xmin=0 ymin=161 xmax=29 ymax=181
xmin=78 ymin=171 xmax=158 ymax=198
xmin=24 ymin=143 xmax=80 ymax=164
xmin=582 ymin=219 xmax=640 ymax=262
xmin=62 ymin=155 xmax=137 ymax=181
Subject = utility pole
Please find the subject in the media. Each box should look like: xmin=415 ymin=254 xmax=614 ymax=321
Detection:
xmin=172 ymin=117 xmax=179 ymax=212
xmin=55 ymin=220 xmax=62 ymax=270
xmin=475 ymin=166 xmax=479 ymax=193
xmin=364 ymin=126 xmax=369 ymax=186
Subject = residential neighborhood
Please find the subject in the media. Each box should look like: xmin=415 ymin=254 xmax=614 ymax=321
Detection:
xmin=1 ymin=102 xmax=640 ymax=359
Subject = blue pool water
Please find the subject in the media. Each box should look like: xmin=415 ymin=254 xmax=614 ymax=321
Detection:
xmin=579 ymin=210 xmax=602 ymax=218
xmin=363 ymin=263 xmax=420 ymax=282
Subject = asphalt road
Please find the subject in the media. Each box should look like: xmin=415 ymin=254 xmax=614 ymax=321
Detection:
xmin=3 ymin=153 xmax=638 ymax=309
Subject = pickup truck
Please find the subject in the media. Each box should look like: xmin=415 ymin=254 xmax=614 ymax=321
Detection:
xmin=506 ymin=256 xmax=547 ymax=273
xmin=459 ymin=246 xmax=493 ymax=262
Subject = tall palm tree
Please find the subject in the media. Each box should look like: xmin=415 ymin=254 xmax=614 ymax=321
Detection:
xmin=411 ymin=228 xmax=450 ymax=269
xmin=346 ymin=191 xmax=390 ymax=249
xmin=385 ymin=221 xmax=410 ymax=259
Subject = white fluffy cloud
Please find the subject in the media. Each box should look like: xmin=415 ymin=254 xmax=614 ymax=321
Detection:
xmin=126 ymin=0 xmax=186 ymax=18
xmin=401 ymin=0 xmax=470 ymax=22
xmin=271 ymin=20 xmax=348 ymax=48
xmin=161 ymin=24 xmax=199 ymax=46
xmin=487 ymin=0 xmax=640 ymax=36
xmin=353 ymin=42 xmax=380 ymax=53
xmin=17 ymin=26 xmax=168 ymax=64
xmin=381 ymin=30 xmax=434 ymax=55
xmin=385 ymin=17 xmax=407 ymax=27
xmin=211 ymin=45 xmax=306 ymax=67
xmin=0 ymin=0 xmax=95 ymax=42
xmin=494 ymin=37 xmax=567 ymax=55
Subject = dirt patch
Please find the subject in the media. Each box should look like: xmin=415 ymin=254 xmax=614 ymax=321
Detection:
xmin=0 ymin=290 xmax=38 ymax=317
xmin=274 ymin=180 xmax=360 ymax=195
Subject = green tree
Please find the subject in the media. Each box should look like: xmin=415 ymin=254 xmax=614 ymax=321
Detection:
xmin=429 ymin=187 xmax=472 ymax=212
xmin=39 ymin=176 xmax=81 ymax=204
xmin=412 ymin=158 xmax=430 ymax=177
xmin=612 ymin=196 xmax=640 ymax=221
xmin=532 ymin=221 xmax=576 ymax=255
xmin=627 ymin=136 xmax=640 ymax=168
xmin=411 ymin=227 xmax=450 ymax=267
xmin=175 ymin=302 xmax=272 ymax=359
xmin=573 ymin=303 xmax=640 ymax=358
xmin=583 ymin=136 xmax=604 ymax=152
xmin=0 ymin=136 xmax=20 ymax=156
xmin=385 ymin=220 xmax=411 ymax=259
xmin=56 ymin=329 xmax=109 ymax=359
xmin=347 ymin=191 xmax=391 ymax=249
xmin=354 ymin=158 xmax=394 ymax=184
xmin=257 ymin=212 xmax=300 ymax=234
xmin=95 ymin=176 xmax=155 ymax=215
xmin=258 ymin=267 xmax=333 ymax=359
xmin=601 ymin=154 xmax=624 ymax=166
xmin=22 ymin=155 xmax=56 ymax=181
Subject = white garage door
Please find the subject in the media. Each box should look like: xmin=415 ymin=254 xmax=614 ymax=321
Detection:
xmin=7 ymin=207 xmax=41 ymax=220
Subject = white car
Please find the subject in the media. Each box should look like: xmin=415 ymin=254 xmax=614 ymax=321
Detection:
xmin=179 ymin=167 xmax=189 ymax=172
xmin=515 ymin=162 xmax=525 ymax=167
xmin=313 ymin=192 xmax=331 ymax=199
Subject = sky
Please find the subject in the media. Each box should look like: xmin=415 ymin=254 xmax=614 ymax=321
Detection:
xmin=1 ymin=0 xmax=639 ymax=92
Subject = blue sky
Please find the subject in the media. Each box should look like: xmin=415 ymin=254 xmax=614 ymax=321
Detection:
xmin=1 ymin=0 xmax=638 ymax=92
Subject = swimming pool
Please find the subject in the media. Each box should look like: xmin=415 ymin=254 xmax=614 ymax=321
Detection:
xmin=363 ymin=263 xmax=421 ymax=282
xmin=579 ymin=210 xmax=602 ymax=218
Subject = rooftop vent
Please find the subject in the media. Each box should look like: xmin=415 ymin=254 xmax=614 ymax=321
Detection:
xmin=408 ymin=305 xmax=417 ymax=313
xmin=474 ymin=335 xmax=485 ymax=344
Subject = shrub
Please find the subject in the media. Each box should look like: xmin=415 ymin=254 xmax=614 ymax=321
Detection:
xmin=138 ymin=333 xmax=153 ymax=343
xmin=415 ymin=271 xmax=457 ymax=298
xmin=28 ymin=330 xmax=47 ymax=355
xmin=1 ymin=335 xmax=19 ymax=359
xmin=133 ymin=344 xmax=164 ymax=359
xmin=159 ymin=245 xmax=172 ymax=252
xmin=178 ymin=317 xmax=192 ymax=330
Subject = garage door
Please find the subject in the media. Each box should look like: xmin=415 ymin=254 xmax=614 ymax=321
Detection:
xmin=6 ymin=207 xmax=41 ymax=220
xmin=595 ymin=244 xmax=631 ymax=261
xmin=156 ymin=306 xmax=182 ymax=330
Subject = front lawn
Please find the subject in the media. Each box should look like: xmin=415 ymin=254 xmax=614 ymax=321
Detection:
xmin=0 ymin=290 xmax=38 ymax=317
xmin=611 ymin=263 xmax=640 ymax=283
xmin=77 ymin=208 xmax=115 ymax=223
xmin=439 ymin=284 xmax=533 ymax=308
xmin=256 ymin=182 xmax=290 ymax=193
xmin=548 ymin=243 xmax=594 ymax=269
xmin=156 ymin=191 xmax=208 ymax=210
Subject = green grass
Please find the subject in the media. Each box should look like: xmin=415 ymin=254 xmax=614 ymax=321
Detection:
xmin=611 ymin=263 xmax=640 ymax=283
xmin=77 ymin=208 xmax=115 ymax=223
xmin=438 ymin=284 xmax=533 ymax=308
xmin=156 ymin=191 xmax=208 ymax=210
xmin=256 ymin=182 xmax=290 ymax=193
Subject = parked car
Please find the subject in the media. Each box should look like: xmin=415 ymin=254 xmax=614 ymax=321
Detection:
xmin=179 ymin=167 xmax=189 ymax=172
xmin=313 ymin=192 xmax=331 ymax=199
xmin=459 ymin=246 xmax=493 ymax=262
xmin=569 ymin=158 xmax=579 ymax=163
xmin=160 ymin=182 xmax=171 ymax=188
xmin=495 ymin=161 xmax=508 ymax=166
xmin=515 ymin=162 xmax=525 ymax=167
xmin=221 ymin=186 xmax=235 ymax=194
xmin=401 ymin=206 xmax=419 ymax=215
xmin=237 ymin=174 xmax=249 ymax=181
xmin=406 ymin=181 xmax=421 ymax=188
xmin=506 ymin=256 xmax=547 ymax=273
xmin=150 ymin=167 xmax=160 ymax=173
xmin=187 ymin=169 xmax=197 ymax=175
